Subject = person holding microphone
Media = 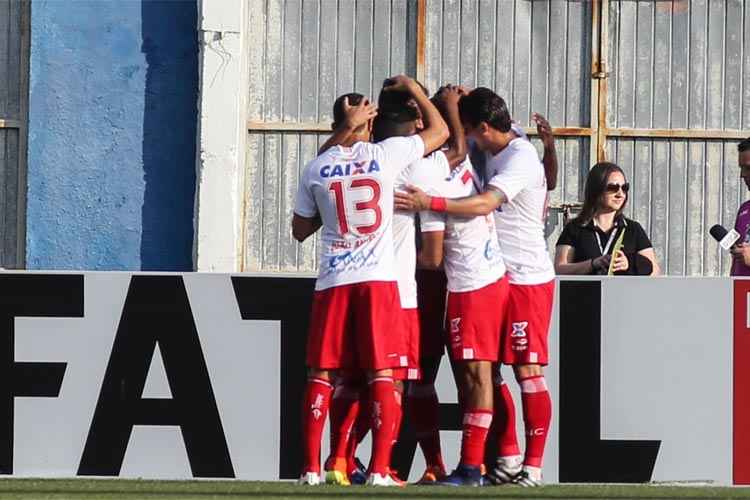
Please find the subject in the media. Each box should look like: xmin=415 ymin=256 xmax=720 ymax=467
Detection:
xmin=554 ymin=162 xmax=660 ymax=276
xmin=730 ymin=138 xmax=750 ymax=275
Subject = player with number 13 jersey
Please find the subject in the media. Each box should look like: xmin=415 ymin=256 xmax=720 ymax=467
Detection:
xmin=291 ymin=76 xmax=449 ymax=487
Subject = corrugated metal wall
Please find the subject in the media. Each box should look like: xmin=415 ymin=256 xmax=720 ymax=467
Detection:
xmin=605 ymin=0 xmax=748 ymax=275
xmin=243 ymin=0 xmax=750 ymax=276
xmin=244 ymin=0 xmax=417 ymax=271
xmin=422 ymin=0 xmax=594 ymax=260
xmin=0 ymin=0 xmax=27 ymax=268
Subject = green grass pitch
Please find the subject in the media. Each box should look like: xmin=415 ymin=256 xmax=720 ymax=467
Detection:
xmin=0 ymin=479 xmax=747 ymax=500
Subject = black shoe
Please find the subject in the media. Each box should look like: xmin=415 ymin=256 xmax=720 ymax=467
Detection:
xmin=436 ymin=464 xmax=485 ymax=487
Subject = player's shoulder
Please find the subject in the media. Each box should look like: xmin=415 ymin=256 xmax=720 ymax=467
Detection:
xmin=301 ymin=150 xmax=332 ymax=180
xmin=739 ymin=199 xmax=750 ymax=214
xmin=510 ymin=122 xmax=528 ymax=141
xmin=407 ymin=150 xmax=450 ymax=185
xmin=375 ymin=134 xmax=422 ymax=152
xmin=417 ymin=149 xmax=450 ymax=170
xmin=508 ymin=136 xmax=538 ymax=158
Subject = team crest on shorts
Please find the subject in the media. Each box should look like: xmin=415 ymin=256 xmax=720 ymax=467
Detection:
xmin=450 ymin=317 xmax=461 ymax=333
xmin=511 ymin=321 xmax=528 ymax=337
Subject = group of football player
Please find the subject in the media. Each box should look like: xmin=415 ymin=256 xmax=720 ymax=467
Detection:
xmin=292 ymin=73 xmax=558 ymax=487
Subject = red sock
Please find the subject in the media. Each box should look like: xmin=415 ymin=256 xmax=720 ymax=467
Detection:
xmin=520 ymin=375 xmax=552 ymax=468
xmin=346 ymin=391 xmax=371 ymax=474
xmin=326 ymin=382 xmax=360 ymax=467
xmin=392 ymin=387 xmax=403 ymax=445
xmin=407 ymin=384 xmax=444 ymax=469
xmin=301 ymin=377 xmax=333 ymax=474
xmin=368 ymin=376 xmax=398 ymax=475
xmin=494 ymin=381 xmax=521 ymax=456
xmin=460 ymin=408 xmax=493 ymax=467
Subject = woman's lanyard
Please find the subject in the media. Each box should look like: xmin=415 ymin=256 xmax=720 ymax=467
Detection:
xmin=595 ymin=226 xmax=619 ymax=256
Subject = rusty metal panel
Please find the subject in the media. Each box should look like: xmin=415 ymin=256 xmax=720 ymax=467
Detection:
xmin=0 ymin=0 xmax=24 ymax=121
xmin=540 ymin=136 xmax=591 ymax=257
xmin=0 ymin=129 xmax=20 ymax=266
xmin=244 ymin=130 xmax=326 ymax=272
xmin=244 ymin=0 xmax=415 ymax=271
xmin=248 ymin=0 xmax=414 ymax=124
xmin=607 ymin=0 xmax=747 ymax=132
xmin=607 ymin=137 xmax=745 ymax=277
xmin=424 ymin=0 xmax=592 ymax=127
xmin=0 ymin=0 xmax=26 ymax=268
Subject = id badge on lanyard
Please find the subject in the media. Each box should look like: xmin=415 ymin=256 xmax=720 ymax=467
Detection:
xmin=596 ymin=228 xmax=619 ymax=256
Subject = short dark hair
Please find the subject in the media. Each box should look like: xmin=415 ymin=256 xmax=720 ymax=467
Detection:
xmin=332 ymin=93 xmax=364 ymax=127
xmin=378 ymin=90 xmax=421 ymax=122
xmin=458 ymin=87 xmax=512 ymax=133
xmin=739 ymin=137 xmax=750 ymax=153
xmin=378 ymin=80 xmax=428 ymax=122
xmin=372 ymin=115 xmax=416 ymax=142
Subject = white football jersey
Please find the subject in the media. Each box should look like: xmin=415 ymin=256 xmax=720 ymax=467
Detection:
xmin=294 ymin=136 xmax=425 ymax=291
xmin=485 ymin=137 xmax=555 ymax=285
xmin=393 ymin=151 xmax=453 ymax=308
xmin=421 ymin=157 xmax=506 ymax=292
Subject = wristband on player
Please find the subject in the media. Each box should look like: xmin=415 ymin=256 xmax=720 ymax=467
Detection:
xmin=430 ymin=196 xmax=447 ymax=212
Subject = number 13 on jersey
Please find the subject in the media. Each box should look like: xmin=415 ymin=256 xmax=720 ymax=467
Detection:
xmin=328 ymin=177 xmax=383 ymax=237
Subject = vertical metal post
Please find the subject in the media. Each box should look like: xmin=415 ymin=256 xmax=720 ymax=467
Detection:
xmin=589 ymin=0 xmax=601 ymax=169
xmin=596 ymin=0 xmax=609 ymax=162
xmin=416 ymin=0 xmax=426 ymax=84
xmin=590 ymin=0 xmax=610 ymax=166
xmin=16 ymin=0 xmax=30 ymax=268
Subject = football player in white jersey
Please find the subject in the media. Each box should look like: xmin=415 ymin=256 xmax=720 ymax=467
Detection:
xmin=292 ymin=75 xmax=448 ymax=486
xmin=319 ymin=82 xmax=464 ymax=486
xmin=395 ymin=87 xmax=555 ymax=487
xmin=375 ymin=87 xmax=471 ymax=485
xmin=405 ymin=86 xmax=507 ymax=487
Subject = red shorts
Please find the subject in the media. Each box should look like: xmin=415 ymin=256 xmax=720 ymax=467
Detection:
xmin=392 ymin=308 xmax=421 ymax=380
xmin=416 ymin=269 xmax=447 ymax=359
xmin=306 ymin=281 xmax=403 ymax=371
xmin=501 ymin=280 xmax=555 ymax=365
xmin=445 ymin=276 xmax=509 ymax=362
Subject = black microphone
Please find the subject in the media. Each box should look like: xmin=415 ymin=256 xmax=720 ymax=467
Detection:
xmin=710 ymin=224 xmax=740 ymax=250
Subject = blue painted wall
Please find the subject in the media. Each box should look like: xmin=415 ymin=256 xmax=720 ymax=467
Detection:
xmin=27 ymin=0 xmax=198 ymax=270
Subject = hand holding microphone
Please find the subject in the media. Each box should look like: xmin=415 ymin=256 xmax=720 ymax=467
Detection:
xmin=709 ymin=224 xmax=740 ymax=250
xmin=710 ymin=224 xmax=750 ymax=267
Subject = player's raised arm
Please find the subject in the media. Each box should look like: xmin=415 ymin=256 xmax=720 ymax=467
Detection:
xmin=434 ymin=85 xmax=467 ymax=168
xmin=533 ymin=112 xmax=558 ymax=191
xmin=383 ymin=75 xmax=448 ymax=155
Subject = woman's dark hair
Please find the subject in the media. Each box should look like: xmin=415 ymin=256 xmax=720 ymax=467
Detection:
xmin=574 ymin=162 xmax=628 ymax=225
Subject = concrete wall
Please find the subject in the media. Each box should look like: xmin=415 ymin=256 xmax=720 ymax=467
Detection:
xmin=26 ymin=0 xmax=198 ymax=270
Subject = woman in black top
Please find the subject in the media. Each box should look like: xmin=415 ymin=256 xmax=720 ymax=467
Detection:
xmin=555 ymin=162 xmax=660 ymax=276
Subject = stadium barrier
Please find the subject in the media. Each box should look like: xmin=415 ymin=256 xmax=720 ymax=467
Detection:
xmin=0 ymin=272 xmax=746 ymax=484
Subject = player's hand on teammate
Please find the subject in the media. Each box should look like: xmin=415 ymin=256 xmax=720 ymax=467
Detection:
xmin=436 ymin=85 xmax=462 ymax=109
xmin=394 ymin=185 xmax=431 ymax=212
xmin=382 ymin=74 xmax=418 ymax=93
xmin=731 ymin=243 xmax=750 ymax=267
xmin=343 ymin=97 xmax=377 ymax=130
xmin=532 ymin=113 xmax=554 ymax=150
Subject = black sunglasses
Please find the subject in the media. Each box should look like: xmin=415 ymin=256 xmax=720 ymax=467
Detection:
xmin=606 ymin=182 xmax=630 ymax=194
